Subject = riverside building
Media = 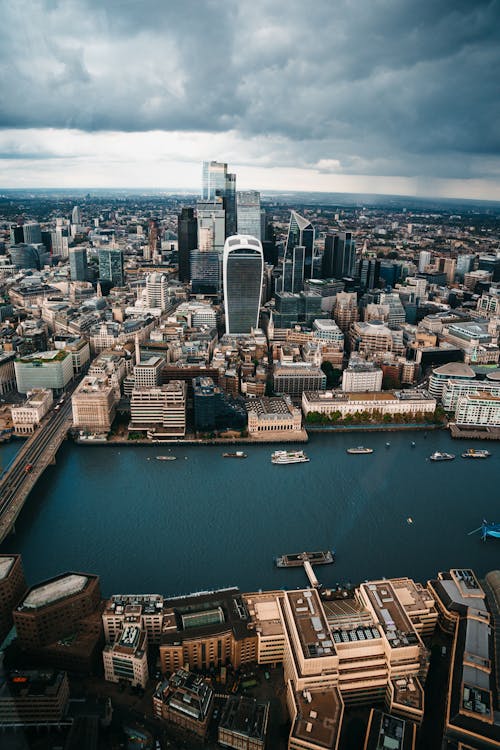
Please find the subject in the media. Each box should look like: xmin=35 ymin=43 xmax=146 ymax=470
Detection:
xmin=302 ymin=390 xmax=436 ymax=420
xmin=218 ymin=696 xmax=270 ymax=750
xmin=14 ymin=350 xmax=74 ymax=394
xmin=103 ymin=594 xmax=170 ymax=645
xmin=11 ymin=388 xmax=53 ymax=435
xmin=0 ymin=555 xmax=27 ymax=644
xmin=246 ymin=396 xmax=303 ymax=437
xmin=71 ymin=375 xmax=117 ymax=434
xmin=129 ymin=381 xmax=186 ymax=437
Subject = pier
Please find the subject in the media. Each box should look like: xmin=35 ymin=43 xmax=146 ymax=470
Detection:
xmin=0 ymin=400 xmax=73 ymax=544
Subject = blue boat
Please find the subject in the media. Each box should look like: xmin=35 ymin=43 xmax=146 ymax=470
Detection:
xmin=469 ymin=520 xmax=500 ymax=541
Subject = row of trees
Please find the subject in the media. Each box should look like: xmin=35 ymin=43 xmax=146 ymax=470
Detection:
xmin=306 ymin=408 xmax=446 ymax=426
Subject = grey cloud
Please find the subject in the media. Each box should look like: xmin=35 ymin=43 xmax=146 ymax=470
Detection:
xmin=0 ymin=0 xmax=499 ymax=180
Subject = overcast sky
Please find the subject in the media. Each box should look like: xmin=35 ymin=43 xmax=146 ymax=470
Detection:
xmin=1 ymin=0 xmax=499 ymax=199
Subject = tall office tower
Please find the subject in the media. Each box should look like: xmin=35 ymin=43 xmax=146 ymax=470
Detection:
xmin=284 ymin=211 xmax=315 ymax=290
xmin=22 ymin=222 xmax=42 ymax=245
xmin=98 ymin=247 xmax=124 ymax=287
xmin=358 ymin=258 xmax=381 ymax=289
xmin=455 ymin=253 xmax=475 ymax=281
xmin=223 ymin=235 xmax=263 ymax=334
xmin=148 ymin=219 xmax=161 ymax=262
xmin=201 ymin=161 xmax=236 ymax=236
xmin=9 ymin=243 xmax=48 ymax=270
xmin=10 ymin=225 xmax=24 ymax=244
xmin=51 ymin=226 xmax=70 ymax=258
xmin=145 ymin=272 xmax=169 ymax=310
xmin=177 ymin=207 xmax=197 ymax=282
xmin=197 ymin=198 xmax=226 ymax=253
xmin=236 ymin=191 xmax=261 ymax=239
xmin=418 ymin=250 xmax=432 ymax=273
xmin=190 ymin=251 xmax=221 ymax=296
xmin=69 ymin=247 xmax=88 ymax=281
xmin=71 ymin=206 xmax=81 ymax=226
xmin=321 ymin=231 xmax=356 ymax=279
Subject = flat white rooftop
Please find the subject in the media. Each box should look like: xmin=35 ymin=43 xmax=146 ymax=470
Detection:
xmin=23 ymin=574 xmax=88 ymax=609
xmin=0 ymin=557 xmax=15 ymax=581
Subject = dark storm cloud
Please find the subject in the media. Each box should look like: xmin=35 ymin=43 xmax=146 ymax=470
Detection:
xmin=0 ymin=0 xmax=499 ymax=179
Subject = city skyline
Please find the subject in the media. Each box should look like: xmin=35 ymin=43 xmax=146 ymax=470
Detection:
xmin=1 ymin=1 xmax=499 ymax=200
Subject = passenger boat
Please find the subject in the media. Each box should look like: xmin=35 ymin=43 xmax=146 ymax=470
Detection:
xmin=346 ymin=447 xmax=373 ymax=455
xmin=468 ymin=520 xmax=500 ymax=541
xmin=429 ymin=451 xmax=455 ymax=462
xmin=461 ymin=449 xmax=491 ymax=459
xmin=271 ymin=450 xmax=309 ymax=465
xmin=222 ymin=451 xmax=247 ymax=458
xmin=156 ymin=455 xmax=177 ymax=461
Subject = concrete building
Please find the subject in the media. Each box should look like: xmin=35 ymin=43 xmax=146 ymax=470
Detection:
xmin=428 ymin=362 xmax=476 ymax=399
xmin=72 ymin=375 xmax=117 ymax=434
xmin=312 ymin=319 xmax=344 ymax=346
xmin=103 ymin=624 xmax=148 ymax=688
xmin=14 ymin=350 xmax=74 ymax=394
xmin=333 ymin=292 xmax=359 ymax=332
xmin=53 ymin=337 xmax=90 ymax=375
xmin=455 ymin=392 xmax=500 ymax=427
xmin=0 ymin=351 xmax=16 ymax=395
xmin=11 ymin=388 xmax=54 ymax=435
xmin=341 ymin=359 xmax=383 ymax=393
xmin=0 ymin=670 xmax=70 ymax=725
xmin=302 ymin=390 xmax=436 ymax=420
xmin=273 ymin=364 xmax=326 ymax=399
xmin=103 ymin=594 xmax=169 ymax=645
xmin=145 ymin=272 xmax=170 ymax=311
xmin=242 ymin=591 xmax=286 ymax=666
xmin=129 ymin=381 xmax=186 ymax=437
xmin=349 ymin=320 xmax=394 ymax=357
xmin=442 ymin=377 xmax=500 ymax=412
xmin=134 ymin=354 xmax=164 ymax=388
xmin=0 ymin=555 xmax=27 ymax=645
xmin=364 ymin=710 xmax=417 ymax=750
xmin=218 ymin=696 xmax=269 ymax=750
xmin=246 ymin=396 xmax=303 ymax=436
xmin=153 ymin=669 xmax=214 ymax=737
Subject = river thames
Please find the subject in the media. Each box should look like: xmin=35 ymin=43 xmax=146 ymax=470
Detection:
xmin=1 ymin=431 xmax=499 ymax=595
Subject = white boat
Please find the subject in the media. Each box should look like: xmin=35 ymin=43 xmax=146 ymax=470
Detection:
xmin=156 ymin=455 xmax=177 ymax=461
xmin=429 ymin=451 xmax=455 ymax=462
xmin=346 ymin=447 xmax=373 ymax=455
xmin=461 ymin=449 xmax=491 ymax=459
xmin=271 ymin=450 xmax=309 ymax=465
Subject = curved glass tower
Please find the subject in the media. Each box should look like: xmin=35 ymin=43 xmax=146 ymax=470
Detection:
xmin=223 ymin=235 xmax=264 ymax=334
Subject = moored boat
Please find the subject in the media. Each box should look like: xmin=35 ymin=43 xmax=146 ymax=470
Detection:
xmin=346 ymin=446 xmax=373 ymax=455
xmin=222 ymin=451 xmax=247 ymax=458
xmin=429 ymin=451 xmax=455 ymax=462
xmin=461 ymin=448 xmax=491 ymax=459
xmin=156 ymin=455 xmax=177 ymax=461
xmin=271 ymin=450 xmax=309 ymax=465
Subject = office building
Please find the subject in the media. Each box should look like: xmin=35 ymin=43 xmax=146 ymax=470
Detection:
xmin=333 ymin=292 xmax=359 ymax=332
xmin=69 ymin=246 xmax=88 ymax=281
xmin=202 ymin=160 xmax=237 ymax=235
xmin=478 ymin=253 xmax=500 ymax=282
xmin=11 ymin=389 xmax=54 ymax=435
xmin=218 ymin=696 xmax=269 ymax=750
xmin=379 ymin=292 xmax=406 ymax=328
xmin=71 ymin=205 xmax=81 ymax=226
xmin=9 ymin=243 xmax=48 ymax=270
xmin=72 ymin=375 xmax=117 ymax=433
xmin=358 ymin=258 xmax=381 ymax=289
xmin=0 ymin=351 xmax=16 ymax=395
xmin=455 ymin=392 xmax=500 ymax=426
xmin=193 ymin=376 xmax=247 ymax=432
xmin=302 ymin=389 xmax=436 ymax=420
xmin=9 ymin=225 xmax=24 ymax=244
xmin=322 ymin=232 xmax=356 ymax=280
xmin=349 ymin=320 xmax=394 ymax=357
xmin=103 ymin=594 xmax=170 ymax=645
xmin=130 ymin=381 xmax=186 ymax=437
xmin=442 ymin=376 xmax=500 ymax=412
xmin=284 ymin=211 xmax=315 ymax=290
xmin=22 ymin=222 xmax=42 ymax=245
xmin=246 ymin=396 xmax=303 ymax=436
xmin=364 ymin=711 xmax=417 ymax=750
xmin=145 ymin=272 xmax=170 ymax=311
xmin=98 ymin=247 xmax=124 ymax=287
xmin=190 ymin=249 xmax=221 ymax=296
xmin=223 ymin=235 xmax=264 ymax=334
xmin=273 ymin=364 xmax=326 ymax=399
xmin=154 ymin=669 xmax=214 ymax=737
xmin=14 ymin=572 xmax=101 ymax=649
xmin=237 ymin=191 xmax=261 ymax=239
xmin=455 ymin=253 xmax=475 ymax=281
xmin=177 ymin=207 xmax=197 ymax=283
xmin=159 ymin=588 xmax=257 ymax=674
xmin=14 ymin=350 xmax=74 ymax=394
xmin=0 ymin=555 xmax=27 ymax=645
xmin=428 ymin=362 xmax=476 ymax=399
xmin=51 ymin=225 xmax=70 ymax=258
xmin=0 ymin=670 xmax=70 ymax=725
xmin=103 ymin=624 xmax=148 ymax=688
xmin=274 ymin=291 xmax=324 ymax=328
xmin=341 ymin=358 xmax=383 ymax=392
xmin=134 ymin=354 xmax=164 ymax=387
xmin=418 ymin=251 xmax=432 ymax=273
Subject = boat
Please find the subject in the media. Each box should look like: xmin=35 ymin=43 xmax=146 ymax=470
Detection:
xmin=407 ymin=517 xmax=413 ymax=525
xmin=275 ymin=550 xmax=335 ymax=568
xmin=271 ymin=450 xmax=309 ymax=465
xmin=468 ymin=520 xmax=500 ymax=541
xmin=386 ymin=442 xmax=391 ymax=447
xmin=222 ymin=451 xmax=247 ymax=458
xmin=346 ymin=447 xmax=373 ymax=455
xmin=411 ymin=442 xmax=416 ymax=447
xmin=429 ymin=452 xmax=455 ymax=462
xmin=461 ymin=448 xmax=491 ymax=459
xmin=156 ymin=455 xmax=177 ymax=461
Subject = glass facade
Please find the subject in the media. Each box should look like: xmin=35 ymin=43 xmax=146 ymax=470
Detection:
xmin=322 ymin=232 xmax=356 ymax=280
xmin=285 ymin=211 xmax=315 ymax=290
xmin=190 ymin=250 xmax=221 ymax=296
xmin=223 ymin=238 xmax=264 ymax=334
xmin=98 ymin=248 xmax=124 ymax=287
xmin=236 ymin=191 xmax=261 ymax=239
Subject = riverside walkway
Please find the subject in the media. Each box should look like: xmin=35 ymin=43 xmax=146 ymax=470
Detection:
xmin=0 ymin=399 xmax=73 ymax=544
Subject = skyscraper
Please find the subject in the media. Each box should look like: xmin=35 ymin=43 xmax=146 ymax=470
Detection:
xmin=237 ymin=191 xmax=261 ymax=239
xmin=145 ymin=272 xmax=170 ymax=310
xmin=223 ymin=235 xmax=264 ymax=334
xmin=69 ymin=247 xmax=88 ymax=281
xmin=22 ymin=222 xmax=42 ymax=245
xmin=321 ymin=232 xmax=356 ymax=279
xmin=177 ymin=208 xmax=197 ymax=283
xmin=71 ymin=206 xmax=81 ymax=226
xmin=284 ymin=211 xmax=314 ymax=291
xmin=201 ymin=161 xmax=237 ymax=236
xmin=418 ymin=250 xmax=432 ymax=273
xmin=98 ymin=248 xmax=124 ymax=287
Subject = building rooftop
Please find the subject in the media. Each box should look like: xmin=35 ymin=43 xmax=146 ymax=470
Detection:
xmin=246 ymin=396 xmax=293 ymax=416
xmin=0 ymin=556 xmax=15 ymax=581
xmin=365 ymin=711 xmax=415 ymax=750
xmin=432 ymin=362 xmax=476 ymax=378
xmin=0 ymin=670 xmax=67 ymax=700
xmin=291 ymin=688 xmax=343 ymax=750
xmin=391 ymin=676 xmax=424 ymax=712
xmin=243 ymin=592 xmax=284 ymax=637
xmin=20 ymin=574 xmax=89 ymax=611
xmin=286 ymin=589 xmax=336 ymax=660
xmin=360 ymin=582 xmax=420 ymax=649
xmin=155 ymin=669 xmax=213 ymax=722
xmin=219 ymin=696 xmax=269 ymax=741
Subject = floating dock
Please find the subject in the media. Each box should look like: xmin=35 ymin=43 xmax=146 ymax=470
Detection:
xmin=275 ymin=550 xmax=334 ymax=568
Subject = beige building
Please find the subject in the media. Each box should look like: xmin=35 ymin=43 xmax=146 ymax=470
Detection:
xmin=246 ymin=396 xmax=302 ymax=436
xmin=302 ymin=390 xmax=436 ymax=419
xmin=129 ymin=380 xmax=186 ymax=437
xmin=349 ymin=320 xmax=394 ymax=357
xmin=11 ymin=389 xmax=53 ymax=435
xmin=243 ymin=591 xmax=286 ymax=665
xmin=103 ymin=624 xmax=148 ymax=688
xmin=334 ymin=292 xmax=359 ymax=332
xmin=72 ymin=375 xmax=117 ymax=433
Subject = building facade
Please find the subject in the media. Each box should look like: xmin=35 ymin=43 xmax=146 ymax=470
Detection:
xmin=223 ymin=235 xmax=264 ymax=335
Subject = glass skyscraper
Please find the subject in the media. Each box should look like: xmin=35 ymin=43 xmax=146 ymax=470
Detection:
xmin=321 ymin=232 xmax=356 ymax=279
xmin=236 ymin=191 xmax=261 ymax=240
xmin=201 ymin=161 xmax=237 ymax=236
xmin=69 ymin=247 xmax=88 ymax=281
xmin=177 ymin=207 xmax=197 ymax=283
xmin=98 ymin=248 xmax=124 ymax=287
xmin=284 ymin=211 xmax=314 ymax=290
xmin=223 ymin=235 xmax=264 ymax=334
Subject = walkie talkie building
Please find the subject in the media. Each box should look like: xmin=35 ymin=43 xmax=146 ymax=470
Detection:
xmin=223 ymin=235 xmax=264 ymax=334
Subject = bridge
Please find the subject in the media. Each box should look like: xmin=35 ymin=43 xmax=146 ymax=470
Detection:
xmin=0 ymin=399 xmax=73 ymax=544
